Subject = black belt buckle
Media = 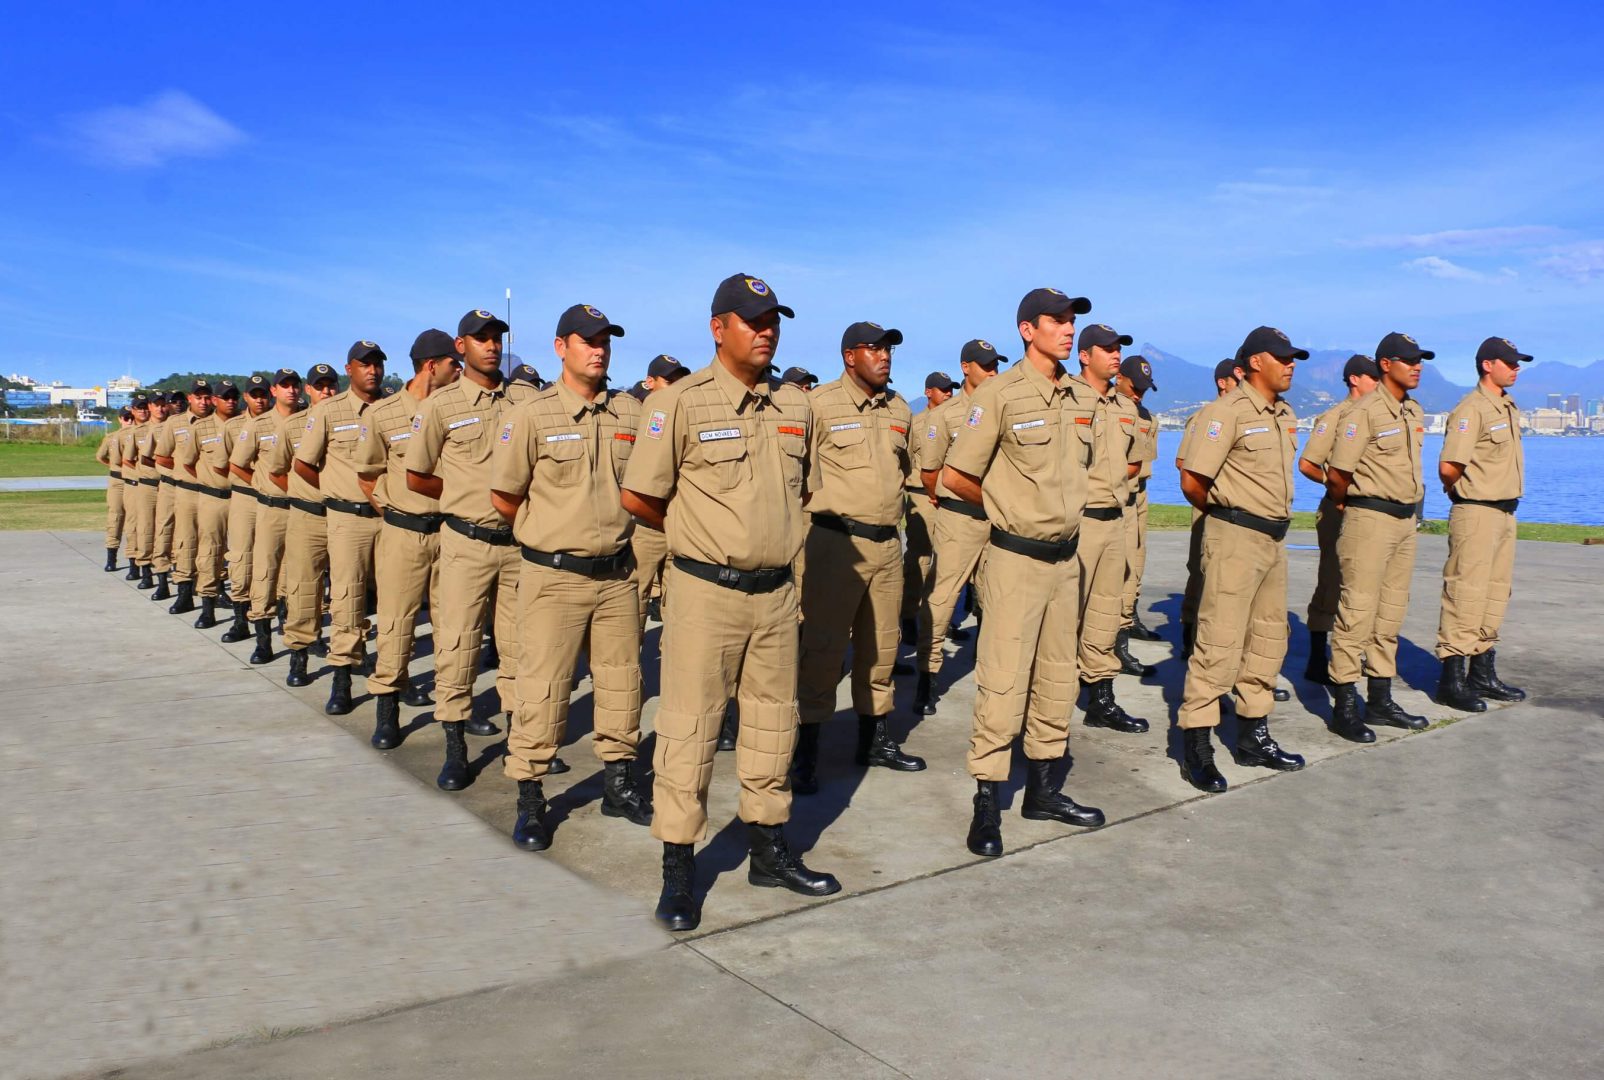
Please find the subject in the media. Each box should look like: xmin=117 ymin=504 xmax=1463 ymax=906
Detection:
xmin=1085 ymin=505 xmax=1123 ymax=521
xmin=717 ymin=566 xmax=758 ymax=594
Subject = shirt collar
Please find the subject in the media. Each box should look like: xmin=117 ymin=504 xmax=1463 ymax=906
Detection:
xmin=553 ymin=378 xmax=616 ymax=420
xmin=463 ymin=376 xmax=505 ymax=405
xmin=1069 ymin=372 xmax=1119 ymax=404
xmin=711 ymin=359 xmax=774 ymax=414
xmin=1239 ymin=380 xmax=1278 ymax=415
xmin=839 ymin=371 xmax=889 ymax=410
xmin=1020 ymin=357 xmax=1070 ymax=405
xmin=1476 ymin=382 xmax=1514 ymax=410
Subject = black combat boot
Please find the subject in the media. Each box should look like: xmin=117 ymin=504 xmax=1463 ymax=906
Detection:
xmin=966 ymin=780 xmax=1004 ymax=856
xmin=914 ymin=672 xmax=937 ymax=715
xmin=1273 ymin=687 xmax=1291 ymax=702
xmin=790 ymin=723 xmax=820 ymax=796
xmin=646 ymin=596 xmax=661 ymax=623
xmin=465 ymin=713 xmax=500 ymax=737
xmin=1235 ymin=717 xmax=1305 ymax=771
xmin=1434 ymin=656 xmax=1487 ymax=712
xmin=104 ymin=548 xmax=117 ymax=572
xmin=655 ymin=843 xmax=699 ymax=931
xmin=248 ymin=619 xmax=275 ymax=665
xmin=193 ymin=596 xmax=218 ymax=629
xmin=1082 ymin=679 xmax=1149 ymax=733
xmin=481 ymin=633 xmax=499 ymax=672
xmin=167 ymin=580 xmax=195 ymax=614
xmin=1303 ymin=630 xmax=1332 ymax=685
xmin=1114 ymin=630 xmax=1155 ymax=677
xmin=1468 ymin=650 xmax=1525 ymax=702
xmin=547 ymin=753 xmax=570 ymax=774
xmin=126 ymin=562 xmax=141 ymax=581
xmin=1020 ymin=759 xmax=1105 ymax=827
xmin=746 ymin=823 xmax=841 ymax=896
xmin=150 ymin=572 xmax=171 ymax=602
xmin=436 ymin=722 xmax=471 ymax=790
xmin=220 ymin=606 xmax=249 ymax=642
xmin=601 ymin=760 xmax=653 ymax=825
xmin=1366 ymin=677 xmax=1427 ymax=730
xmin=717 ymin=703 xmax=738 ymax=752
xmin=1128 ymin=611 xmax=1163 ymax=642
xmin=371 ymin=693 xmax=401 ymax=749
xmin=857 ymin=714 xmax=925 ymax=771
xmin=324 ymin=668 xmax=353 ymax=715
xmin=400 ymin=679 xmax=433 ymax=707
xmin=285 ymin=648 xmax=311 ymax=687
xmin=1181 ymin=727 xmax=1227 ymax=793
xmin=137 ymin=565 xmax=155 ymax=590
xmin=511 ymin=779 xmax=551 ymax=850
xmin=948 ymin=621 xmax=971 ymax=642
xmin=1329 ymin=682 xmax=1374 ymax=742
xmin=1181 ymin=621 xmax=1196 ymax=657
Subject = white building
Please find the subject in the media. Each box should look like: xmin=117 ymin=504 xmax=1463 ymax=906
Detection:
xmin=46 ymin=386 xmax=108 ymax=408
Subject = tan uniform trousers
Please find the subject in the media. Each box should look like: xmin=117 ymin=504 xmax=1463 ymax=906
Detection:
xmin=630 ymin=524 xmax=669 ymax=625
xmin=1436 ymin=503 xmax=1517 ymax=659
xmin=1330 ymin=507 xmax=1417 ymax=683
xmin=433 ymin=527 xmax=521 ymax=723
xmin=171 ymin=484 xmax=198 ymax=583
xmin=918 ymin=506 xmax=989 ymax=675
xmin=1119 ymin=489 xmax=1149 ymax=629
xmin=797 ymin=525 xmax=902 ymax=724
xmin=1306 ymin=496 xmax=1343 ymax=633
xmin=282 ymin=506 xmax=328 ymax=650
xmin=901 ymin=492 xmax=935 ymax=624
xmin=248 ymin=503 xmax=288 ymax=623
xmin=368 ymin=523 xmax=439 ymax=697
xmin=1178 ymin=517 xmax=1289 ymax=728
xmin=652 ymin=565 xmax=800 ymax=845
xmin=1076 ymin=514 xmax=1127 ymax=682
xmin=1180 ymin=508 xmax=1205 ymax=626
xmin=506 ymin=563 xmax=642 ymax=783
xmin=130 ymin=480 xmax=155 ymax=567
xmin=325 ymin=510 xmax=381 ymax=668
xmin=225 ymin=490 xmax=257 ymax=604
xmin=105 ymin=478 xmax=125 ymax=551
xmin=152 ymin=479 xmax=176 ymax=573
xmin=194 ymin=489 xmax=230 ymax=598
xmin=968 ymin=545 xmax=1081 ymax=782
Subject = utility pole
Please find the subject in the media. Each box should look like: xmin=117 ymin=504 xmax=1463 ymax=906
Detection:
xmin=505 ymin=287 xmax=513 ymax=381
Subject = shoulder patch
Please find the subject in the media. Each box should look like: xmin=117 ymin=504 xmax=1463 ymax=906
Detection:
xmin=966 ymin=405 xmax=984 ymax=429
xmin=1457 ymin=417 xmax=1470 ymax=433
xmin=411 ymin=415 xmax=422 ymax=433
xmin=1205 ymin=419 xmax=1223 ymax=441
xmin=926 ymin=425 xmax=938 ymax=440
xmin=1343 ymin=422 xmax=1358 ymax=440
xmin=499 ymin=421 xmax=515 ymax=443
xmin=1315 ymin=422 xmax=1327 ymax=436
xmin=646 ymin=410 xmax=666 ymax=439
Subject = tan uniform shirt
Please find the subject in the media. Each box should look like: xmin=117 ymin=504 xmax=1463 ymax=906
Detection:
xmin=491 ymin=381 xmax=642 ymax=556
xmin=1440 ymin=384 xmax=1524 ymax=502
xmin=185 ymin=413 xmax=232 ymax=490
xmin=945 ymin=359 xmax=1088 ymax=543
xmin=622 ymin=360 xmax=811 ymax=571
xmin=919 ymin=389 xmax=970 ymax=500
xmin=223 ymin=414 xmax=253 ymax=489
xmin=1183 ymin=382 xmax=1299 ymax=519
xmin=154 ymin=412 xmax=189 ymax=479
xmin=96 ymin=433 xmax=116 ymax=470
xmin=295 ymin=389 xmax=377 ymax=504
xmin=351 ymin=387 xmax=438 ymax=514
xmin=1067 ymin=375 xmax=1135 ymax=508
xmin=231 ymin=408 xmax=287 ymax=498
xmin=408 ymin=377 xmax=537 ymax=528
xmin=1129 ymin=401 xmax=1157 ymax=482
xmin=1299 ymin=400 xmax=1354 ymax=473
xmin=805 ymin=372 xmax=913 ymax=527
xmin=1327 ymin=388 xmax=1425 ymax=503
xmin=265 ymin=408 xmax=319 ymax=503
xmin=132 ymin=420 xmax=156 ymax=477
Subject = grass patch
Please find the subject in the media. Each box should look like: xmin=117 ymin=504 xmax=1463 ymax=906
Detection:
xmin=0 ymin=489 xmax=107 ymax=530
xmin=1149 ymin=503 xmax=1603 ymax=544
xmin=1147 ymin=503 xmax=1318 ymax=531
xmin=0 ymin=441 xmax=104 ymax=477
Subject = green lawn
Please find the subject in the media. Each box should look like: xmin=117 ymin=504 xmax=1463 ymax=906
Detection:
xmin=0 ymin=441 xmax=105 ymax=478
xmin=0 ymin=489 xmax=107 ymax=531
xmin=1148 ymin=502 xmax=1603 ymax=544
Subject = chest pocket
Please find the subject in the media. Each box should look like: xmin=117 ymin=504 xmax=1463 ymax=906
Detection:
xmin=541 ymin=437 xmax=587 ymax=485
xmin=1238 ymin=430 xmax=1276 ymax=453
xmin=1373 ymin=430 xmax=1404 ymax=454
xmin=1009 ymin=416 xmax=1058 ymax=470
xmin=610 ymin=433 xmax=635 ymax=482
xmin=827 ymin=425 xmax=871 ymax=469
xmin=447 ymin=417 xmax=486 ymax=447
xmin=330 ymin=422 xmax=361 ymax=449
xmin=778 ymin=432 xmax=806 ymax=491
xmin=1485 ymin=423 xmax=1512 ymax=445
xmin=696 ymin=430 xmax=751 ymax=492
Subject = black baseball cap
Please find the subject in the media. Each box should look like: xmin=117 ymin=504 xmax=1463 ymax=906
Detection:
xmin=215 ymin=379 xmax=239 ymax=398
xmin=1342 ymin=354 xmax=1382 ymax=383
xmin=840 ymin=321 xmax=904 ymax=353
xmin=130 ymin=393 xmax=149 ymax=407
xmin=1119 ymin=355 xmax=1157 ymax=392
xmin=410 ymin=329 xmax=462 ymax=363
xmin=1077 ymin=323 xmax=1133 ymax=354
xmin=960 ymin=339 xmax=1004 ymax=367
xmin=1235 ymin=326 xmax=1309 ymax=363
xmin=780 ymin=366 xmax=819 ymax=387
xmin=1375 ymin=332 xmax=1434 ymax=362
xmin=306 ymin=363 xmax=338 ymax=385
xmin=245 ymin=374 xmax=269 ymax=392
xmin=627 ymin=381 xmax=650 ymax=402
xmin=189 ymin=379 xmax=214 ymax=394
xmin=509 ymin=363 xmax=543 ymax=385
xmin=1213 ymin=359 xmax=1242 ymax=383
xmin=119 ymin=408 xmax=133 ymax=420
xmin=272 ymin=367 xmax=302 ymax=386
xmin=459 ymin=308 xmax=510 ymax=337
xmin=647 ymin=355 xmax=688 ymax=381
xmin=149 ymin=391 xmax=169 ymax=405
xmin=1016 ymin=288 xmax=1092 ymax=326
xmin=924 ymin=371 xmax=957 ymax=392
xmin=348 ymin=340 xmax=386 ymax=363
xmin=711 ymin=273 xmax=795 ymax=320
xmin=555 ymin=304 xmax=625 ymax=340
xmin=1476 ymin=337 xmax=1532 ymax=365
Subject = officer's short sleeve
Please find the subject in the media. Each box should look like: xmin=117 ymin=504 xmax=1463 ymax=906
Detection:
xmin=154 ymin=421 xmax=176 ymax=456
xmin=262 ymin=422 xmax=292 ymax=475
xmin=1299 ymin=408 xmax=1339 ymax=469
xmin=489 ymin=405 xmax=535 ymax=496
xmin=228 ymin=418 xmax=256 ymax=467
xmin=945 ymin=383 xmax=1002 ymax=478
xmin=1327 ymin=403 xmax=1371 ymax=473
xmin=295 ymin=407 xmax=329 ymax=466
xmin=350 ymin=415 xmax=385 ymax=476
xmin=1182 ymin=401 xmax=1233 ymax=480
xmin=917 ymin=406 xmax=947 ymax=472
xmin=176 ymin=426 xmax=200 ymax=467
xmin=407 ymin=397 xmax=445 ymax=476
xmin=622 ymin=389 xmax=681 ymax=499
xmin=95 ymin=436 xmax=112 ymax=465
xmin=1440 ymin=402 xmax=1479 ymax=466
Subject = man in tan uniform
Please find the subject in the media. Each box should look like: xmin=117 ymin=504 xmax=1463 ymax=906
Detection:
xmin=490 ymin=303 xmax=652 ymax=850
xmin=178 ymin=379 xmax=237 ymax=628
xmin=1323 ymin=333 xmax=1430 ymax=740
xmin=622 ymin=272 xmax=839 ymax=932
xmin=1177 ymin=327 xmax=1308 ymax=793
xmin=792 ymin=321 xmax=926 ymax=794
xmin=161 ymin=381 xmax=212 ymax=615
xmin=1295 ymin=354 xmax=1380 ymax=686
xmin=232 ymin=369 xmax=300 ymax=664
xmin=146 ymin=392 xmax=180 ymax=600
xmin=630 ymin=354 xmax=689 ymax=626
xmin=220 ymin=375 xmax=270 ymax=642
xmin=355 ymin=330 xmax=461 ymax=748
xmin=1115 ymin=356 xmax=1161 ymax=644
xmin=1177 ymin=359 xmax=1244 ymax=656
xmin=1435 ymin=336 xmax=1531 ymax=711
xmin=271 ymin=365 xmax=338 ymax=686
xmin=943 ymin=288 xmax=1107 ymax=857
xmin=408 ymin=309 xmax=539 ymax=789
xmin=912 ymin=338 xmax=999 ymax=714
xmin=125 ymin=394 xmax=156 ymax=585
xmin=900 ymin=370 xmax=955 ymax=640
xmin=96 ymin=411 xmax=130 ymax=572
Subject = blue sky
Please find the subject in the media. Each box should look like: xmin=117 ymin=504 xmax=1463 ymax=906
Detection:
xmin=3 ymin=0 xmax=1602 ymax=390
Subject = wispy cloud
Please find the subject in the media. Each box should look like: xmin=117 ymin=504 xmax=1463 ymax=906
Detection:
xmin=1211 ymin=180 xmax=1336 ymax=205
xmin=1353 ymin=225 xmax=1565 ymax=251
xmin=1402 ymin=255 xmax=1518 ymax=282
xmin=1537 ymin=241 xmax=1604 ymax=283
xmin=62 ymin=90 xmax=244 ymax=168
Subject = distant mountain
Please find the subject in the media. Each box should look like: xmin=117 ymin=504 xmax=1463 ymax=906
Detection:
xmin=1503 ymin=359 xmax=1604 ymax=404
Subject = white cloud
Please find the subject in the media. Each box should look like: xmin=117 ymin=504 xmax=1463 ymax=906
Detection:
xmin=1403 ymin=255 xmax=1487 ymax=281
xmin=1354 ymin=225 xmax=1564 ymax=251
xmin=1211 ymin=180 xmax=1336 ymax=204
xmin=64 ymin=90 xmax=244 ymax=168
xmin=1537 ymin=242 xmax=1604 ymax=283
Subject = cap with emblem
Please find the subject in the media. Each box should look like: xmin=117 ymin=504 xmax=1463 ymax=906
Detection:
xmin=348 ymin=340 xmax=386 ymax=363
xmin=1235 ymin=326 xmax=1309 ymax=363
xmin=1342 ymin=354 xmax=1382 ymax=383
xmin=555 ymin=304 xmax=625 ymax=340
xmin=305 ymin=363 xmax=338 ymax=385
xmin=131 ymin=392 xmax=149 ymax=407
xmin=246 ymin=374 xmax=269 ymax=391
xmin=148 ymin=391 xmax=167 ymax=405
xmin=410 ymin=329 xmax=461 ymax=363
xmin=272 ymin=367 xmax=302 ymax=386
xmin=1475 ymin=336 xmax=1531 ymax=365
xmin=711 ymin=273 xmax=796 ymax=321
xmin=508 ymin=363 xmax=543 ymax=386
xmin=1213 ymin=359 xmax=1242 ymax=384
xmin=924 ymin=371 xmax=957 ymax=392
xmin=1375 ymin=332 xmax=1434 ymax=362
xmin=459 ymin=308 xmax=510 ymax=338
xmin=189 ymin=378 xmax=213 ymax=394
xmin=646 ymin=354 xmax=688 ymax=381
xmin=215 ymin=379 xmax=239 ymax=397
xmin=960 ymin=339 xmax=1005 ymax=367
xmin=1119 ymin=354 xmax=1157 ymax=392
xmin=1016 ymin=287 xmax=1092 ymax=326
xmin=780 ymin=366 xmax=819 ymax=387
xmin=840 ymin=321 xmax=904 ymax=353
xmin=627 ymin=381 xmax=650 ymax=402
xmin=1077 ymin=323 xmax=1133 ymax=354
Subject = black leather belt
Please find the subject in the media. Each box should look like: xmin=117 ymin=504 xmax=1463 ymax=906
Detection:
xmin=176 ymin=479 xmax=203 ymax=493
xmin=1136 ymin=477 xmax=1148 ymax=493
xmin=384 ymin=508 xmax=444 ymax=534
xmin=904 ymin=485 xmax=926 ymax=495
xmin=1346 ymin=496 xmax=1416 ymax=519
xmin=1208 ymin=506 xmax=1290 ymax=541
xmin=325 ymin=497 xmax=377 ymax=518
xmin=445 ymin=516 xmax=514 ymax=546
xmin=674 ymin=557 xmax=792 ymax=593
xmin=1084 ymin=505 xmax=1123 ymax=521
xmin=158 ymin=475 xmax=174 ymax=486
xmin=197 ymin=485 xmax=230 ymax=500
xmin=139 ymin=478 xmax=158 ymax=487
xmin=290 ymin=498 xmax=326 ymax=517
xmin=989 ymin=526 xmax=1079 ymax=562
xmin=938 ymin=496 xmax=986 ymax=521
xmin=522 ymin=546 xmax=633 ymax=577
xmin=231 ymin=486 xmax=257 ymax=502
xmin=109 ymin=470 xmax=122 ymax=480
xmin=262 ymin=495 xmax=291 ymax=510
xmin=811 ymin=512 xmax=898 ymax=543
xmin=1450 ymin=495 xmax=1519 ymax=513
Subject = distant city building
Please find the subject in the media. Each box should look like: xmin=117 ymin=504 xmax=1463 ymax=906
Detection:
xmin=107 ymin=375 xmax=142 ymax=392
xmin=1546 ymin=394 xmax=1565 ymax=410
xmin=6 ymin=373 xmax=38 ymax=387
xmin=1587 ymin=398 xmax=1604 ymax=418
xmin=1422 ymin=412 xmax=1449 ymax=434
xmin=47 ymin=386 xmax=109 ymax=408
xmin=1525 ymin=407 xmax=1567 ymax=433
xmin=1561 ymin=394 xmax=1582 ymax=417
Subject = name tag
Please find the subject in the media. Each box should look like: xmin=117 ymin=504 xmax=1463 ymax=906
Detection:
xmin=200 ymin=436 xmax=220 ymax=445
xmin=389 ymin=432 xmax=411 ymax=443
xmin=1242 ymin=426 xmax=1270 ymax=435
xmin=829 ymin=422 xmax=862 ymax=432
xmin=259 ymin=435 xmax=277 ymax=445
xmin=448 ymin=417 xmax=481 ymax=431
xmin=1012 ymin=419 xmax=1046 ymax=430
xmin=333 ymin=423 xmax=361 ymax=433
xmin=699 ymin=428 xmax=741 ymax=442
xmin=545 ymin=432 xmax=582 ymax=442
xmin=1377 ymin=427 xmax=1401 ymax=438
xmin=1489 ymin=422 xmax=1509 ymax=432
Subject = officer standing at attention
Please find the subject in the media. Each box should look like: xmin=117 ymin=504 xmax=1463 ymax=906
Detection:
xmin=508 ymin=362 xmax=544 ymax=389
xmin=942 ymin=288 xmax=1107 ymax=857
xmin=779 ymin=366 xmax=819 ymax=391
xmin=220 ymin=375 xmax=271 ymax=643
xmin=295 ymin=342 xmax=387 ymax=715
xmin=162 ymin=381 xmax=212 ymax=615
xmin=178 ymin=380 xmax=237 ymax=628
xmin=912 ymin=339 xmax=998 ymax=714
xmin=96 ymin=410 xmax=131 ymax=571
xmin=231 ymin=369 xmax=300 ymax=665
xmin=1177 ymin=327 xmax=1308 ymax=793
xmin=1321 ymin=334 xmax=1431 ymax=741
xmin=146 ymin=392 xmax=180 ymax=600
xmin=621 ymin=273 xmax=839 ymax=932
xmin=489 ymin=303 xmax=653 ymax=850
xmin=900 ymin=371 xmax=954 ymax=643
xmin=271 ymin=365 xmax=338 ymax=686
xmin=629 ymin=354 xmax=689 ymax=627
xmin=792 ymin=321 xmax=926 ymax=794
xmin=1115 ymin=355 xmax=1162 ymax=645
xmin=354 ymin=330 xmax=461 ymax=748
xmin=1295 ymin=354 xmax=1380 ymax=686
xmin=1176 ymin=360 xmax=1241 ymax=655
xmin=1434 ymin=337 xmax=1531 ymax=711
xmin=408 ymin=309 xmax=539 ymax=790
xmin=125 ymin=393 xmax=156 ymax=585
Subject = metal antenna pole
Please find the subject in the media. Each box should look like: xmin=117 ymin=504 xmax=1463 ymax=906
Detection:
xmin=505 ymin=287 xmax=513 ymax=381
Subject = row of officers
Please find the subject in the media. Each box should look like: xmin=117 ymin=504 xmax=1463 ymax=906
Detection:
xmin=95 ymin=278 xmax=1531 ymax=932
